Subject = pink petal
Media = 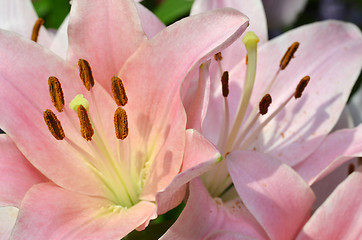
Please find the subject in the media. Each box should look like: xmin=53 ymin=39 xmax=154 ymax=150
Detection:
xmin=49 ymin=15 xmax=69 ymax=59
xmin=0 ymin=135 xmax=47 ymax=207
xmin=0 ymin=206 xmax=18 ymax=240
xmin=297 ymin=169 xmax=362 ymax=240
xmin=161 ymin=178 xmax=268 ymax=240
xmin=190 ymin=0 xmax=267 ymax=78
xmin=67 ymin=0 xmax=147 ymax=94
xmin=263 ymin=0 xmax=308 ymax=29
xmin=191 ymin=0 xmax=268 ymax=43
xmin=12 ymin=183 xmax=156 ymax=240
xmin=122 ymin=8 xmax=248 ymax=200
xmin=251 ymin=21 xmax=362 ymax=166
xmin=227 ymin=150 xmax=315 ymax=240
xmin=0 ymin=0 xmax=52 ymax=46
xmin=184 ymin=61 xmax=211 ymax=132
xmin=294 ymin=125 xmax=362 ymax=185
xmin=156 ymin=129 xmax=220 ymax=215
xmin=136 ymin=3 xmax=165 ymax=39
xmin=0 ymin=30 xmax=107 ymax=196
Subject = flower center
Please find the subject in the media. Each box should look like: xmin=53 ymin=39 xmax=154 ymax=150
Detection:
xmin=202 ymin=32 xmax=310 ymax=198
xmin=43 ymin=59 xmax=140 ymax=208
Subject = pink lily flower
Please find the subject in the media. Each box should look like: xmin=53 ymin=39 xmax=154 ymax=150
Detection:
xmin=0 ymin=0 xmax=249 ymax=239
xmin=162 ymin=0 xmax=362 ymax=238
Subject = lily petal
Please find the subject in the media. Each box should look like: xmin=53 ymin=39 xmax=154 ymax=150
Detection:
xmin=0 ymin=135 xmax=47 ymax=207
xmin=49 ymin=15 xmax=69 ymax=59
xmin=294 ymin=124 xmax=362 ymax=185
xmin=227 ymin=150 xmax=315 ymax=240
xmin=251 ymin=21 xmax=362 ymax=166
xmin=136 ymin=3 xmax=165 ymax=39
xmin=67 ymin=0 xmax=147 ymax=94
xmin=156 ymin=129 xmax=220 ymax=215
xmin=297 ymin=169 xmax=362 ymax=240
xmin=161 ymin=178 xmax=268 ymax=240
xmin=0 ymin=206 xmax=18 ymax=240
xmin=12 ymin=183 xmax=156 ymax=240
xmin=191 ymin=0 xmax=267 ymax=74
xmin=121 ymin=8 xmax=249 ymax=200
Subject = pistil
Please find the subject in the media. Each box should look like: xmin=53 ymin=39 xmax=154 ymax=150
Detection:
xmin=224 ymin=31 xmax=259 ymax=154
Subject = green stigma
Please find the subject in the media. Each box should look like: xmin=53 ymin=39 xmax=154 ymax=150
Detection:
xmin=69 ymin=94 xmax=89 ymax=111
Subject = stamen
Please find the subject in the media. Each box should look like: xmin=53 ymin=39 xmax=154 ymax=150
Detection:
xmin=221 ymin=71 xmax=229 ymax=97
xmin=31 ymin=18 xmax=44 ymax=42
xmin=259 ymin=94 xmax=272 ymax=115
xmin=43 ymin=109 xmax=65 ymax=140
xmin=78 ymin=59 xmax=95 ymax=91
xmin=48 ymin=76 xmax=64 ymax=112
xmin=214 ymin=52 xmax=223 ymax=61
xmin=294 ymin=76 xmax=310 ymax=99
xmin=348 ymin=163 xmax=355 ymax=175
xmin=280 ymin=42 xmax=299 ymax=70
xmin=77 ymin=105 xmax=94 ymax=141
xmin=111 ymin=76 xmax=128 ymax=106
xmin=114 ymin=107 xmax=129 ymax=140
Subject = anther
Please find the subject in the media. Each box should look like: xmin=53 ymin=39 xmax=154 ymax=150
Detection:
xmin=214 ymin=52 xmax=223 ymax=61
xmin=77 ymin=105 xmax=94 ymax=141
xmin=43 ymin=109 xmax=65 ymax=140
xmin=280 ymin=42 xmax=299 ymax=70
xmin=114 ymin=107 xmax=129 ymax=140
xmin=348 ymin=163 xmax=355 ymax=175
xmin=31 ymin=18 xmax=44 ymax=42
xmin=111 ymin=76 xmax=128 ymax=106
xmin=259 ymin=94 xmax=272 ymax=115
xmin=78 ymin=59 xmax=95 ymax=91
xmin=48 ymin=76 xmax=64 ymax=112
xmin=294 ymin=76 xmax=310 ymax=99
xmin=221 ymin=71 xmax=229 ymax=97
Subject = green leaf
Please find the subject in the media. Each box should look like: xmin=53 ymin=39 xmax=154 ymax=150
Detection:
xmin=33 ymin=0 xmax=70 ymax=29
xmin=154 ymin=0 xmax=194 ymax=25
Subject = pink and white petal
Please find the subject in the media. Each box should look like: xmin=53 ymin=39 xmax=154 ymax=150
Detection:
xmin=294 ymin=125 xmax=362 ymax=185
xmin=0 ymin=30 xmax=106 ymax=196
xmin=0 ymin=135 xmax=47 ymax=207
xmin=296 ymin=169 xmax=362 ymax=240
xmin=184 ymin=61 xmax=211 ymax=132
xmin=122 ymin=9 xmax=249 ymax=200
xmin=67 ymin=0 xmax=147 ymax=94
xmin=191 ymin=0 xmax=268 ymax=44
xmin=156 ymin=129 xmax=220 ymax=214
xmin=309 ymin=157 xmax=359 ymax=211
xmin=227 ymin=150 xmax=315 ymax=240
xmin=263 ymin=0 xmax=308 ymax=29
xmin=161 ymin=178 xmax=268 ymax=240
xmin=0 ymin=206 xmax=18 ymax=240
xmin=136 ymin=3 xmax=165 ymax=39
xmin=12 ymin=183 xmax=156 ymax=240
xmin=49 ymin=15 xmax=69 ymax=59
xmin=251 ymin=21 xmax=362 ymax=166
xmin=0 ymin=0 xmax=52 ymax=46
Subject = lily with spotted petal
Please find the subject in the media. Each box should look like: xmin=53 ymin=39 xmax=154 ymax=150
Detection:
xmin=162 ymin=0 xmax=362 ymax=239
xmin=0 ymin=0 xmax=249 ymax=238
